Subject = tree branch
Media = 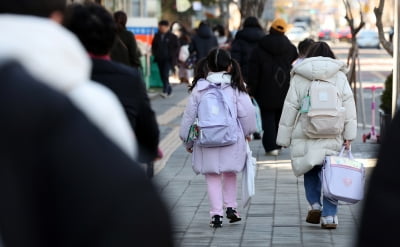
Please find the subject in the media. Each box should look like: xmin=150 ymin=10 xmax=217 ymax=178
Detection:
xmin=374 ymin=0 xmax=393 ymax=56
xmin=354 ymin=0 xmax=365 ymax=34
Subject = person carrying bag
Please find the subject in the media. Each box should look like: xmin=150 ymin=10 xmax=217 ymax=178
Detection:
xmin=277 ymin=42 xmax=357 ymax=230
xmin=179 ymin=48 xmax=257 ymax=228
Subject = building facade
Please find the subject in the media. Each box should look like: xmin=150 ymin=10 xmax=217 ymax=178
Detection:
xmin=67 ymin=0 xmax=159 ymax=18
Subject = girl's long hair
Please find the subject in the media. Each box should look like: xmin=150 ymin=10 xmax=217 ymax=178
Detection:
xmin=190 ymin=48 xmax=247 ymax=92
xmin=305 ymin=41 xmax=336 ymax=59
xmin=189 ymin=57 xmax=208 ymax=91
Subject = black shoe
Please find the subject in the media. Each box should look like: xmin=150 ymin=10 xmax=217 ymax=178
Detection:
xmin=253 ymin=132 xmax=261 ymax=140
xmin=226 ymin=207 xmax=241 ymax=223
xmin=209 ymin=215 xmax=223 ymax=228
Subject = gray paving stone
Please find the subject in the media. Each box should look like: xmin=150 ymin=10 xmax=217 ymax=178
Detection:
xmin=240 ymin=241 xmax=271 ymax=247
xmin=150 ymin=83 xmax=379 ymax=247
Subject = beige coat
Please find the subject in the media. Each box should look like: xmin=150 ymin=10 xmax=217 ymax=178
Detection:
xmin=276 ymin=57 xmax=357 ymax=176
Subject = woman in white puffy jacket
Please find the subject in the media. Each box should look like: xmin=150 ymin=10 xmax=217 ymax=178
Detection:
xmin=276 ymin=42 xmax=357 ymax=229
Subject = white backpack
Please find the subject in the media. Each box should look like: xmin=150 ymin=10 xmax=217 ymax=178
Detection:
xmin=300 ymin=79 xmax=345 ymax=138
xmin=196 ymin=83 xmax=238 ymax=147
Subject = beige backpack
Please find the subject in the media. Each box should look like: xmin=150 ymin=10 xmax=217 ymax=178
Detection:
xmin=300 ymin=79 xmax=345 ymax=138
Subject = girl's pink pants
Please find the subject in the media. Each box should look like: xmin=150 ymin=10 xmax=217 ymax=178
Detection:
xmin=205 ymin=172 xmax=238 ymax=217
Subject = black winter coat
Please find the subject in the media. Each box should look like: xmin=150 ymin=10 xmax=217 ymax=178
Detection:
xmin=230 ymin=26 xmax=265 ymax=82
xmin=247 ymin=33 xmax=298 ymax=111
xmin=151 ymin=31 xmax=179 ymax=66
xmin=91 ymin=58 xmax=160 ymax=163
xmin=110 ymin=29 xmax=142 ymax=68
xmin=189 ymin=24 xmax=219 ymax=61
xmin=0 ymin=61 xmax=173 ymax=247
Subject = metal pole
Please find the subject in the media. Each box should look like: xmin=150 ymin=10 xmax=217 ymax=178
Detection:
xmin=393 ymin=0 xmax=400 ymax=116
xmin=357 ymin=54 xmax=367 ymax=129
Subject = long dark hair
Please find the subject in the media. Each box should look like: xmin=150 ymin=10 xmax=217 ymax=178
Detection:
xmin=189 ymin=49 xmax=247 ymax=92
xmin=298 ymin=38 xmax=315 ymax=57
xmin=207 ymin=48 xmax=247 ymax=92
xmin=305 ymin=41 xmax=336 ymax=59
xmin=189 ymin=57 xmax=208 ymax=91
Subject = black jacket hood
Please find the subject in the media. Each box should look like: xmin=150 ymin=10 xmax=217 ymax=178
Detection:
xmin=258 ymin=33 xmax=294 ymax=56
xmin=235 ymin=27 xmax=265 ymax=43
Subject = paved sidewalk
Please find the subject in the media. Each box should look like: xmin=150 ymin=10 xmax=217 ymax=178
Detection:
xmin=150 ymin=83 xmax=379 ymax=247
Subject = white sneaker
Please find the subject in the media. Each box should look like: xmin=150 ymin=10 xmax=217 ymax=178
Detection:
xmin=311 ymin=203 xmax=321 ymax=211
xmin=266 ymin=149 xmax=280 ymax=156
xmin=321 ymin=215 xmax=338 ymax=229
xmin=159 ymin=92 xmax=167 ymax=98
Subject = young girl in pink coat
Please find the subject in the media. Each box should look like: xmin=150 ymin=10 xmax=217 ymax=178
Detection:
xmin=179 ymin=48 xmax=257 ymax=228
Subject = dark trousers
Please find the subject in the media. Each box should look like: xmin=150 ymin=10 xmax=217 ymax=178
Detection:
xmin=157 ymin=60 xmax=172 ymax=94
xmin=260 ymin=109 xmax=282 ymax=152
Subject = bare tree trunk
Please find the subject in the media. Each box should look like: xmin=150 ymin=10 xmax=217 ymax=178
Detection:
xmin=374 ymin=0 xmax=394 ymax=56
xmin=239 ymin=0 xmax=266 ymax=19
xmin=342 ymin=0 xmax=365 ymax=105
xmin=347 ymin=40 xmax=359 ymax=104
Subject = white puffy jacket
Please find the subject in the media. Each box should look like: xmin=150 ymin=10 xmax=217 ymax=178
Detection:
xmin=0 ymin=15 xmax=137 ymax=158
xmin=276 ymin=57 xmax=357 ymax=176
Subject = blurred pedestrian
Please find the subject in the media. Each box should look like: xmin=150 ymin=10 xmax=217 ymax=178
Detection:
xmin=110 ymin=10 xmax=142 ymax=68
xmin=247 ymin=17 xmax=298 ymax=156
xmin=276 ymin=41 xmax=357 ymax=229
xmin=213 ymin=23 xmax=231 ymax=49
xmin=231 ymin=16 xmax=265 ymax=140
xmin=0 ymin=59 xmax=174 ymax=247
xmin=152 ymin=20 xmax=179 ymax=97
xmin=0 ymin=0 xmax=137 ymax=158
xmin=389 ymin=26 xmax=394 ymax=43
xmin=293 ymin=38 xmax=315 ymax=65
xmin=172 ymin=21 xmax=192 ymax=83
xmin=179 ymin=48 xmax=257 ymax=228
xmin=231 ymin=16 xmax=265 ymax=83
xmin=63 ymin=3 xmax=160 ymax=164
xmin=189 ymin=21 xmax=219 ymax=62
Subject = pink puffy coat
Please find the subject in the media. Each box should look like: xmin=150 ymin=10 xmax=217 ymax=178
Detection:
xmin=179 ymin=72 xmax=257 ymax=175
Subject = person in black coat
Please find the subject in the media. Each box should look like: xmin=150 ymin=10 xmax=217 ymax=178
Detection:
xmin=63 ymin=3 xmax=160 ymax=164
xmin=110 ymin=10 xmax=142 ymax=68
xmin=356 ymin=111 xmax=399 ymax=246
xmin=189 ymin=21 xmax=219 ymax=61
xmin=171 ymin=21 xmax=192 ymax=83
xmin=0 ymin=60 xmax=173 ymax=247
xmin=247 ymin=18 xmax=298 ymax=155
xmin=151 ymin=20 xmax=179 ymax=97
xmin=231 ymin=16 xmax=265 ymax=82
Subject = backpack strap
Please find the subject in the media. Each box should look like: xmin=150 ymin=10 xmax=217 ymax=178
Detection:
xmin=197 ymin=80 xmax=237 ymax=117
